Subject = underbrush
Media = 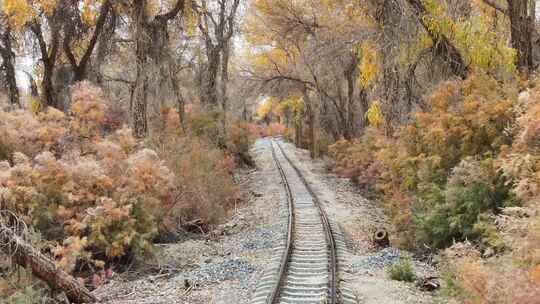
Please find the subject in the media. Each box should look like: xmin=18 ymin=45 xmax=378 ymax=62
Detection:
xmin=328 ymin=73 xmax=540 ymax=302
xmin=0 ymin=82 xmax=249 ymax=296
xmin=329 ymin=74 xmax=517 ymax=249
xmin=387 ymin=257 xmax=416 ymax=282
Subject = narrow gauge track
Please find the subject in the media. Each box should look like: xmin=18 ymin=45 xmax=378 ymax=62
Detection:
xmin=251 ymin=138 xmax=338 ymax=304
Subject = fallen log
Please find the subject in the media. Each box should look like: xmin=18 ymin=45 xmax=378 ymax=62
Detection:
xmin=0 ymin=210 xmax=97 ymax=303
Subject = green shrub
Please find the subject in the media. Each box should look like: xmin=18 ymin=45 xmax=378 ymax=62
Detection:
xmin=415 ymin=157 xmax=514 ymax=249
xmin=387 ymin=257 xmax=416 ymax=282
xmin=188 ymin=109 xmax=224 ymax=147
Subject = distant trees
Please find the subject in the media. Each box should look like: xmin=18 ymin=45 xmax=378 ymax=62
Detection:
xmin=0 ymin=0 xmax=245 ymax=138
xmin=245 ymin=0 xmax=372 ymax=155
xmin=247 ymin=0 xmax=535 ymax=150
xmin=197 ymin=0 xmax=240 ymax=111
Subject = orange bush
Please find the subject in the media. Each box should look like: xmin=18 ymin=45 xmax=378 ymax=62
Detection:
xmin=0 ymin=127 xmax=175 ymax=270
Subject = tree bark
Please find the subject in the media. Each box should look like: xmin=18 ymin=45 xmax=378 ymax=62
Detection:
xmin=221 ymin=40 xmax=230 ymax=126
xmin=197 ymin=0 xmax=239 ymax=109
xmin=0 ymin=25 xmax=19 ymax=108
xmin=302 ymin=88 xmax=316 ymax=158
xmin=30 ymin=21 xmax=61 ymax=110
xmin=507 ymin=0 xmax=535 ymax=73
xmin=201 ymin=48 xmax=221 ymax=107
xmin=344 ymin=52 xmax=359 ymax=139
xmin=130 ymin=0 xmax=185 ymax=137
xmin=132 ymin=0 xmax=149 ymax=138
xmin=0 ymin=214 xmax=97 ymax=303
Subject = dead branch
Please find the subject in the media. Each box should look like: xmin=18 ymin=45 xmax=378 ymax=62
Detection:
xmin=0 ymin=210 xmax=98 ymax=303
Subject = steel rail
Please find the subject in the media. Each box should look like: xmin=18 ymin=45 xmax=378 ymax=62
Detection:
xmin=268 ymin=139 xmax=295 ymax=304
xmin=268 ymin=138 xmax=338 ymax=304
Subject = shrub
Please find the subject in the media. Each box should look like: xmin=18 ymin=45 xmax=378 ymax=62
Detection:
xmin=0 ymin=267 xmax=49 ymax=304
xmin=0 ymin=108 xmax=67 ymax=159
xmin=169 ymin=139 xmax=238 ymax=228
xmin=226 ymin=120 xmax=255 ymax=166
xmin=187 ymin=107 xmax=224 ymax=147
xmin=70 ymin=81 xmax=109 ymax=139
xmin=415 ymin=157 xmax=514 ymax=249
xmin=264 ymin=122 xmax=287 ymax=137
xmin=441 ymin=238 xmax=540 ymax=304
xmin=387 ymin=257 xmax=416 ymax=282
xmin=0 ymin=131 xmax=175 ymax=270
xmin=0 ymin=83 xmax=175 ymax=272
xmin=145 ymin=108 xmax=241 ymax=232
xmin=328 ymin=128 xmax=386 ymax=193
xmin=0 ymin=82 xmax=246 ymax=292
xmin=328 ymin=74 xmax=518 ymax=250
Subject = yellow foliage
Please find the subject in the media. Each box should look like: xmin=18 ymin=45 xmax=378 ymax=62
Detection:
xmin=358 ymin=41 xmax=380 ymax=87
xmin=365 ymin=100 xmax=384 ymax=128
xmin=30 ymin=98 xmax=42 ymax=115
xmin=81 ymin=0 xmax=98 ymax=25
xmin=39 ymin=0 xmax=58 ymax=16
xmin=421 ymin=0 xmax=516 ymax=74
xmin=3 ymin=0 xmax=35 ymax=29
xmin=257 ymin=97 xmax=278 ymax=120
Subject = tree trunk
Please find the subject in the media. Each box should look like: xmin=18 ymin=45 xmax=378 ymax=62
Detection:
xmin=0 ymin=214 xmax=97 ymax=303
xmin=132 ymin=0 xmax=149 ymax=137
xmin=302 ymin=88 xmax=316 ymax=158
xmin=406 ymin=0 xmax=469 ymax=79
xmin=357 ymin=88 xmax=369 ymax=131
xmin=221 ymin=40 xmax=230 ymax=129
xmin=0 ymin=26 xmax=19 ymax=108
xmin=201 ymin=48 xmax=221 ymax=107
xmin=344 ymin=53 xmax=359 ymax=139
xmin=42 ymin=63 xmax=59 ymax=109
xmin=507 ymin=0 xmax=535 ymax=73
xmin=170 ymin=66 xmax=186 ymax=131
xmin=30 ymin=22 xmax=61 ymax=110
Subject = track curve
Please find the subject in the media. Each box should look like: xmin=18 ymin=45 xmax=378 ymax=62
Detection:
xmin=251 ymin=138 xmax=358 ymax=304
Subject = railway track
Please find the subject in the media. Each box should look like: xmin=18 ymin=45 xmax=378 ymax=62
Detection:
xmin=250 ymin=138 xmax=358 ymax=304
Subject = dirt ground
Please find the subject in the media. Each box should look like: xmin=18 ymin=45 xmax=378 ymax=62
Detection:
xmin=95 ymin=138 xmax=440 ymax=303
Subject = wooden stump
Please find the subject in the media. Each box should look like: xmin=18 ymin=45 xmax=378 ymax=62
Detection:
xmin=373 ymin=228 xmax=389 ymax=247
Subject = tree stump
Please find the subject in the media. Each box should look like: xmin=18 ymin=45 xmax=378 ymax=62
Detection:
xmin=373 ymin=228 xmax=389 ymax=247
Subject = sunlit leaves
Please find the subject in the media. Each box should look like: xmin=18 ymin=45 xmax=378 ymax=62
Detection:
xmin=365 ymin=100 xmax=384 ymax=128
xmin=421 ymin=0 xmax=516 ymax=74
xmin=81 ymin=0 xmax=98 ymax=25
xmin=256 ymin=97 xmax=277 ymax=120
xmin=358 ymin=41 xmax=380 ymax=87
xmin=3 ymin=0 xmax=34 ymax=29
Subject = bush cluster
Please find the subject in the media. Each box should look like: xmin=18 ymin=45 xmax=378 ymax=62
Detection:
xmin=329 ymin=74 xmax=517 ymax=249
xmin=387 ymin=257 xmax=416 ymax=282
xmin=0 ymin=82 xmax=243 ymax=279
xmin=330 ymin=74 xmax=540 ymax=302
